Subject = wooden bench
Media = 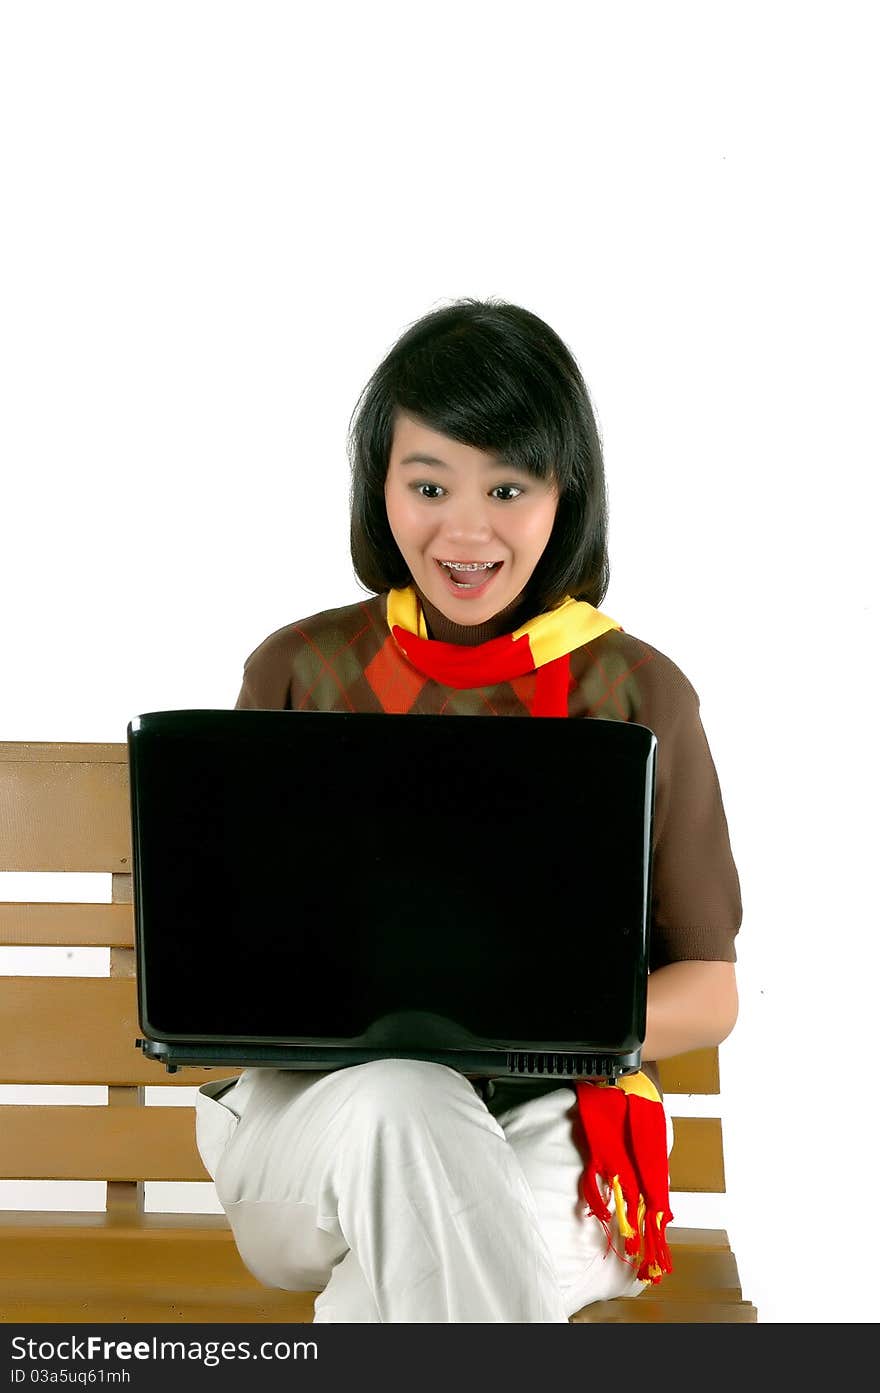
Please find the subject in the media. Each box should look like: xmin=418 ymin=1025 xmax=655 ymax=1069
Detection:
xmin=0 ymin=740 xmax=757 ymax=1323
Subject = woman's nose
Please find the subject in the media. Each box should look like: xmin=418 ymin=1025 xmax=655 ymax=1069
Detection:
xmin=442 ymin=496 xmax=493 ymax=540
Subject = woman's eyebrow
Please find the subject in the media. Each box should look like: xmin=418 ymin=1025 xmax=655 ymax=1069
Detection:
xmin=399 ymin=452 xmax=520 ymax=471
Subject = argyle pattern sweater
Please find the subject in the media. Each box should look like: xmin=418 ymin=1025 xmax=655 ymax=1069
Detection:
xmin=234 ymin=590 xmax=743 ymax=1008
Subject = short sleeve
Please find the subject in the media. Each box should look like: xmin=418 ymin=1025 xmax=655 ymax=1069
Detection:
xmin=648 ymin=676 xmax=742 ymax=969
xmin=234 ymin=650 xmax=292 ymax=711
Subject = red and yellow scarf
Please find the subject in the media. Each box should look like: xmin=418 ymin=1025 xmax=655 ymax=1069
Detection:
xmin=387 ymin=584 xmax=674 ymax=1285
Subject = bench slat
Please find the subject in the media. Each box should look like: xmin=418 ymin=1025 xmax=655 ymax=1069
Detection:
xmin=657 ymin=1047 xmax=719 ymax=1095
xmin=0 ymin=1287 xmax=317 ymax=1324
xmin=0 ymin=1106 xmax=210 ymax=1180
xmin=0 ymin=978 xmax=238 ymax=1086
xmin=0 ymin=977 xmax=721 ymax=1095
xmin=0 ymin=756 xmax=130 ymax=872
xmin=572 ymin=1298 xmax=757 ymax=1323
xmin=0 ymin=1107 xmax=725 ymax=1190
xmin=0 ymin=744 xmax=127 ymax=764
xmin=0 ymin=903 xmax=133 ymax=947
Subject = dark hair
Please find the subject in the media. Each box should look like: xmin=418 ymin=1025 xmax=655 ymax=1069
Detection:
xmin=347 ymin=296 xmax=610 ymax=612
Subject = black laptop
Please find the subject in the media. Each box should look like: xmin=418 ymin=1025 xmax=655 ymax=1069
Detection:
xmin=127 ymin=710 xmax=657 ymax=1080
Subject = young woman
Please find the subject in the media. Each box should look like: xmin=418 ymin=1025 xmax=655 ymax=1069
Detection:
xmin=195 ymin=298 xmax=742 ymax=1323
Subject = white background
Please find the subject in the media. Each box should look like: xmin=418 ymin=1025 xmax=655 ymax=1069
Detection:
xmin=1 ymin=1 xmax=877 ymax=1325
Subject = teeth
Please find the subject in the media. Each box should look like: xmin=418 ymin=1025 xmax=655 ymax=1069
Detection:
xmin=440 ymin=561 xmax=496 ymax=571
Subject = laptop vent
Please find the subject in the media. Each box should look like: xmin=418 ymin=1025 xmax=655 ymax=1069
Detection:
xmin=506 ymin=1051 xmax=615 ymax=1078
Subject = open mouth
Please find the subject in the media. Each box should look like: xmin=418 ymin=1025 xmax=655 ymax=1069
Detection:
xmin=434 ymin=559 xmax=503 ymax=594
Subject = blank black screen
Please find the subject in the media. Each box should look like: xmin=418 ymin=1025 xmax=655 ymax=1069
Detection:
xmin=128 ymin=710 xmax=655 ymax=1052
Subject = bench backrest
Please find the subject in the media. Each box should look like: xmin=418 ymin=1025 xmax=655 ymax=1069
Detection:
xmin=0 ymin=742 xmax=726 ymax=1219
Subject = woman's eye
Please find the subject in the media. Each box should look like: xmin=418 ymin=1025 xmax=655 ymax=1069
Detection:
xmin=414 ymin=483 xmax=445 ymax=499
xmin=492 ymin=485 xmax=523 ymax=501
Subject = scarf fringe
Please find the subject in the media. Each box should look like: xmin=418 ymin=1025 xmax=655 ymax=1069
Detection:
xmin=575 ymin=1080 xmax=674 ymax=1285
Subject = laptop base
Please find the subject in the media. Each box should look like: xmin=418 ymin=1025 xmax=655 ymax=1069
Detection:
xmin=136 ymin=1037 xmax=641 ymax=1080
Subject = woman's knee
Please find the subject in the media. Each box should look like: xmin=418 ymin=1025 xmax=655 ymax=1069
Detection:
xmin=340 ymin=1058 xmax=483 ymax=1130
xmin=225 ymin=1198 xmax=345 ymax=1292
xmin=345 ymin=1056 xmax=470 ymax=1101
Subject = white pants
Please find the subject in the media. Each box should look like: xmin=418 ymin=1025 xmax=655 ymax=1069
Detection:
xmin=196 ymin=1059 xmax=673 ymax=1324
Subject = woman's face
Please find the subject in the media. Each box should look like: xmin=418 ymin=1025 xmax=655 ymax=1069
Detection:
xmin=384 ymin=412 xmax=559 ymax=625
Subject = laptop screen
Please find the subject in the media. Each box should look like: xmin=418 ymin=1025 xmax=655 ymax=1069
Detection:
xmin=128 ymin=710 xmax=656 ymax=1055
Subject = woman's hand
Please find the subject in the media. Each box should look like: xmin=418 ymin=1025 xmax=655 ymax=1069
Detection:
xmin=641 ymin=960 xmax=738 ymax=1062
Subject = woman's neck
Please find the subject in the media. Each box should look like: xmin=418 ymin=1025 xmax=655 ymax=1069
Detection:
xmin=413 ymin=582 xmax=534 ymax=646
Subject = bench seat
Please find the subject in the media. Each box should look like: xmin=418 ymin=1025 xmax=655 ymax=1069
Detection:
xmin=0 ymin=1213 xmax=756 ymax=1323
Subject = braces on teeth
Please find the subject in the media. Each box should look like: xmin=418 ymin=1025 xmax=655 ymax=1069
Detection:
xmin=440 ymin=561 xmax=496 ymax=571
